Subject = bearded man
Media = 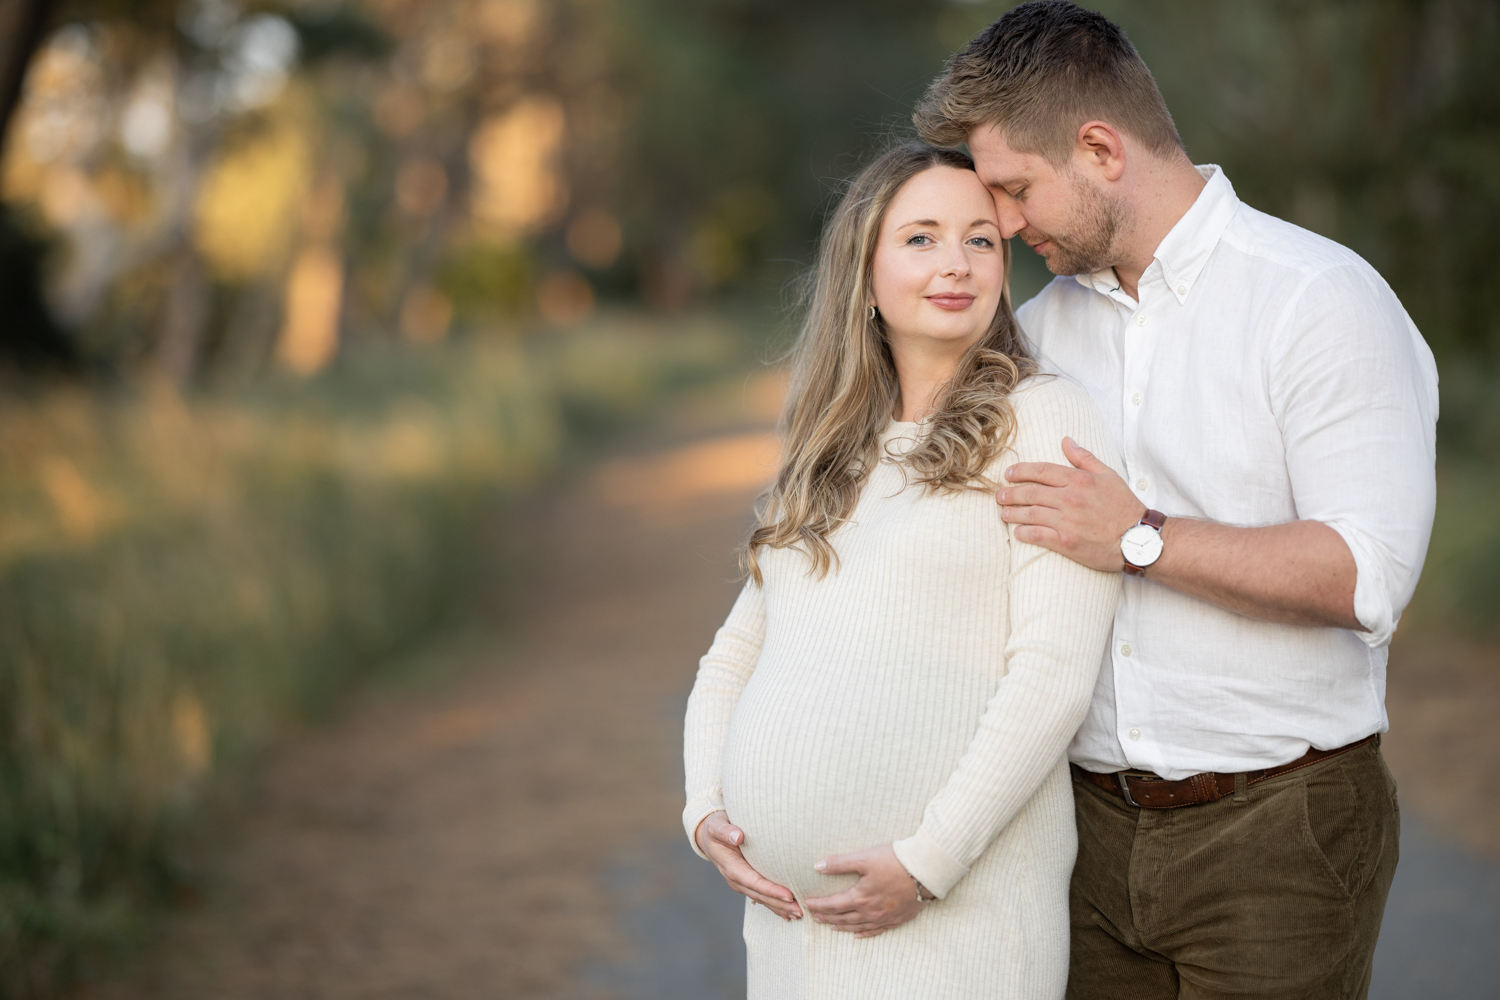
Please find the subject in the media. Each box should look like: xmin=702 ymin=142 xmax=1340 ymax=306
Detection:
xmin=915 ymin=3 xmax=1438 ymax=998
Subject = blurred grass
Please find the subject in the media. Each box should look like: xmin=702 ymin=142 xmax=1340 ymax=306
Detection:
xmin=1398 ymin=362 xmax=1500 ymax=640
xmin=1404 ymin=459 xmax=1500 ymax=640
xmin=0 ymin=313 xmax=759 ymax=997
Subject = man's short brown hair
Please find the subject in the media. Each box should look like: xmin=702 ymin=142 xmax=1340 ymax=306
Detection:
xmin=914 ymin=1 xmax=1183 ymax=164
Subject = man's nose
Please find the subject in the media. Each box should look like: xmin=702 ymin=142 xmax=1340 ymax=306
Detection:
xmin=992 ymin=196 xmax=1027 ymax=241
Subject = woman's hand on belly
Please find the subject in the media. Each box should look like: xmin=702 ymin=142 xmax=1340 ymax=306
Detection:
xmin=803 ymin=844 xmax=930 ymax=937
xmin=696 ymin=811 xmax=803 ymax=921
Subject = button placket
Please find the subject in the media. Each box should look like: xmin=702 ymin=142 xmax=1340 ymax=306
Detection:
xmin=1120 ymin=289 xmax=1164 ymax=507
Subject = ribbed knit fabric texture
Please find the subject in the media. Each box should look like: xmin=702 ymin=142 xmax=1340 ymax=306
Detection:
xmin=683 ymin=377 xmax=1123 ymax=999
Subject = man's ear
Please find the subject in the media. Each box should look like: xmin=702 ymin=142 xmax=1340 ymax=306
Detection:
xmin=1076 ymin=121 xmax=1126 ymax=182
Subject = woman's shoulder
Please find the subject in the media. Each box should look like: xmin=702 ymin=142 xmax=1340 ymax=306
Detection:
xmin=1003 ymin=374 xmax=1121 ymax=472
xmin=1008 ymin=373 xmax=1100 ymax=419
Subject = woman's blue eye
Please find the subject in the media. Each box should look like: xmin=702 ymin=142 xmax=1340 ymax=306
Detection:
xmin=968 ymin=236 xmax=995 ymax=248
xmin=907 ymin=234 xmax=932 ymax=246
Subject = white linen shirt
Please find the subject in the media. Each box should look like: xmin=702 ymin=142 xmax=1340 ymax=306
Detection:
xmin=1016 ymin=165 xmax=1439 ymax=780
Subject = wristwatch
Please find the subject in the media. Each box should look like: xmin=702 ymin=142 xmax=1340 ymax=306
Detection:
xmin=1120 ymin=509 xmax=1167 ymax=576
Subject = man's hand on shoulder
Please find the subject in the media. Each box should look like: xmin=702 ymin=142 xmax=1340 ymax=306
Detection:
xmin=997 ymin=436 xmax=1142 ymax=572
xmin=999 ymin=437 xmax=1365 ymax=630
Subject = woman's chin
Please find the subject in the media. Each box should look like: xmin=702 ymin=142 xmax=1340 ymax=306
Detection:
xmin=891 ymin=322 xmax=990 ymax=349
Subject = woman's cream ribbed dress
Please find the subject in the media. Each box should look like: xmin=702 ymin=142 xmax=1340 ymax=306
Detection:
xmin=683 ymin=377 xmax=1123 ymax=1000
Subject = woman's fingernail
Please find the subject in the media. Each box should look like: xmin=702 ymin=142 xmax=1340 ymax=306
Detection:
xmin=999 ymin=490 xmax=1009 ymax=502
xmin=1006 ymin=466 xmax=1015 ymax=478
xmin=814 ymin=861 xmax=826 ymax=872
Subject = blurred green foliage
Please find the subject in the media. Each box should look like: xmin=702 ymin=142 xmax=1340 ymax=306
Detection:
xmin=4 ymin=2 xmax=1497 ymax=431
xmin=0 ymin=316 xmax=755 ymax=996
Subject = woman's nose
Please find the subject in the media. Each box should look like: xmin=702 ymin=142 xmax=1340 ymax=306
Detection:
xmin=939 ymin=244 xmax=971 ymax=278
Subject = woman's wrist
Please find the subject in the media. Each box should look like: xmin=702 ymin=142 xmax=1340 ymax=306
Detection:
xmin=901 ymin=863 xmax=938 ymax=902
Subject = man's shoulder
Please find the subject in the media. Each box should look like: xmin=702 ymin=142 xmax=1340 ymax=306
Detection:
xmin=1014 ymin=275 xmax=1094 ymax=340
xmin=1219 ymin=203 xmax=1374 ymax=283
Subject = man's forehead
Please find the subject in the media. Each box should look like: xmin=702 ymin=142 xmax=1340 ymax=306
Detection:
xmin=967 ymin=125 xmax=1043 ymax=181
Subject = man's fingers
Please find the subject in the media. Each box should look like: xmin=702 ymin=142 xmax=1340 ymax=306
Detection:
xmin=996 ymin=482 xmax=1049 ymax=507
xmin=1012 ymin=524 xmax=1064 ymax=549
xmin=1000 ymin=504 xmax=1062 ymax=530
xmin=1061 ymin=436 xmax=1108 ymax=472
xmin=1003 ymin=460 xmax=1075 ymax=488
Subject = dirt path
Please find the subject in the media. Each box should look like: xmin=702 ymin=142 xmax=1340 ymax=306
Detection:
xmin=92 ymin=429 xmax=776 ymax=999
xmin=88 ymin=425 xmax=1499 ymax=999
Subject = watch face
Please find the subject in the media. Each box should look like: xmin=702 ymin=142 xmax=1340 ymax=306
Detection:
xmin=1120 ymin=524 xmax=1164 ymax=567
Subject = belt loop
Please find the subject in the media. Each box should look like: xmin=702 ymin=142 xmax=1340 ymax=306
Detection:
xmin=1233 ymin=771 xmax=1248 ymax=804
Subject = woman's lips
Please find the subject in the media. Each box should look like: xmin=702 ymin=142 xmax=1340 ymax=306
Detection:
xmin=927 ymin=293 xmax=976 ymax=311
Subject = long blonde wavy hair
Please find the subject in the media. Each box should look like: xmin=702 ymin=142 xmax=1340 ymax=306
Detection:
xmin=742 ymin=143 xmax=1037 ymax=584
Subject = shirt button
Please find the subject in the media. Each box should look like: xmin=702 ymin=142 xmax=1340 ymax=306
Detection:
xmin=1128 ymin=728 xmax=1142 ymax=741
xmin=1131 ymin=392 xmax=1142 ymax=405
xmin=1120 ymin=644 xmax=1132 ymax=657
xmin=1176 ymin=284 xmax=1187 ymax=296
xmin=1134 ymin=314 xmax=1147 ymax=327
xmin=1135 ymin=478 xmax=1148 ymax=491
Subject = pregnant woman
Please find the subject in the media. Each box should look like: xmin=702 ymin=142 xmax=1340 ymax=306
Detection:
xmin=682 ymin=143 xmax=1123 ymax=999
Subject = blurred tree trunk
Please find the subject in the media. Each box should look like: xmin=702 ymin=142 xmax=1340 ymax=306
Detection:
xmin=149 ymin=56 xmax=219 ymax=385
xmin=158 ymin=246 xmax=209 ymax=383
xmin=0 ymin=0 xmax=53 ymax=159
xmin=0 ymin=0 xmax=75 ymax=370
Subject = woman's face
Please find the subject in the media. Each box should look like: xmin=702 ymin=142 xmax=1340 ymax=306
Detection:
xmin=870 ymin=165 xmax=1005 ymax=352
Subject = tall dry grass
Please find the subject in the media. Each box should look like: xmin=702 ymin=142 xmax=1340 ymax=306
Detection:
xmin=0 ymin=316 xmax=753 ymax=997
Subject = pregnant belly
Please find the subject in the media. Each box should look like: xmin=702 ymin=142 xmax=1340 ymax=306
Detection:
xmin=719 ymin=658 xmax=990 ymax=899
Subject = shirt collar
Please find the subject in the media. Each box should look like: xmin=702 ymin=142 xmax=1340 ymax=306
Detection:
xmin=1073 ymin=164 xmax=1240 ymax=306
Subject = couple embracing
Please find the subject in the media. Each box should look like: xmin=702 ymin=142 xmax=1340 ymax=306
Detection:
xmin=683 ymin=3 xmax=1438 ymax=998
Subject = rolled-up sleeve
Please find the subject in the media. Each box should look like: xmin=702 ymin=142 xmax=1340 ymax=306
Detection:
xmin=1268 ymin=264 xmax=1439 ymax=647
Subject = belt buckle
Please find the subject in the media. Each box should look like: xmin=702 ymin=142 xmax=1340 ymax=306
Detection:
xmin=1116 ymin=772 xmax=1140 ymax=808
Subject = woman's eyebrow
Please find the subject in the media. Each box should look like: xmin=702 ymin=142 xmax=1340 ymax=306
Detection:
xmin=894 ymin=217 xmax=997 ymax=230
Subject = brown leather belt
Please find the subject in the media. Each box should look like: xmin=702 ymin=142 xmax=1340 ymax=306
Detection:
xmin=1072 ymin=734 xmax=1379 ymax=810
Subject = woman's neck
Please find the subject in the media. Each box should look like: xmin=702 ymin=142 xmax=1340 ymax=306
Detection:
xmin=890 ymin=337 xmax=970 ymax=422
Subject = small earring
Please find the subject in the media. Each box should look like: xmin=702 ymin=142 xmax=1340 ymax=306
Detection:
xmin=867 ymin=304 xmax=878 ymax=320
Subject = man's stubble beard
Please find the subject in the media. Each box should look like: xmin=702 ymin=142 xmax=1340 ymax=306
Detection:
xmin=1022 ymin=174 xmax=1125 ymax=278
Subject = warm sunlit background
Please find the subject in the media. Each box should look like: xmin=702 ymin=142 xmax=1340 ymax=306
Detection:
xmin=1 ymin=0 xmax=1497 ymax=995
